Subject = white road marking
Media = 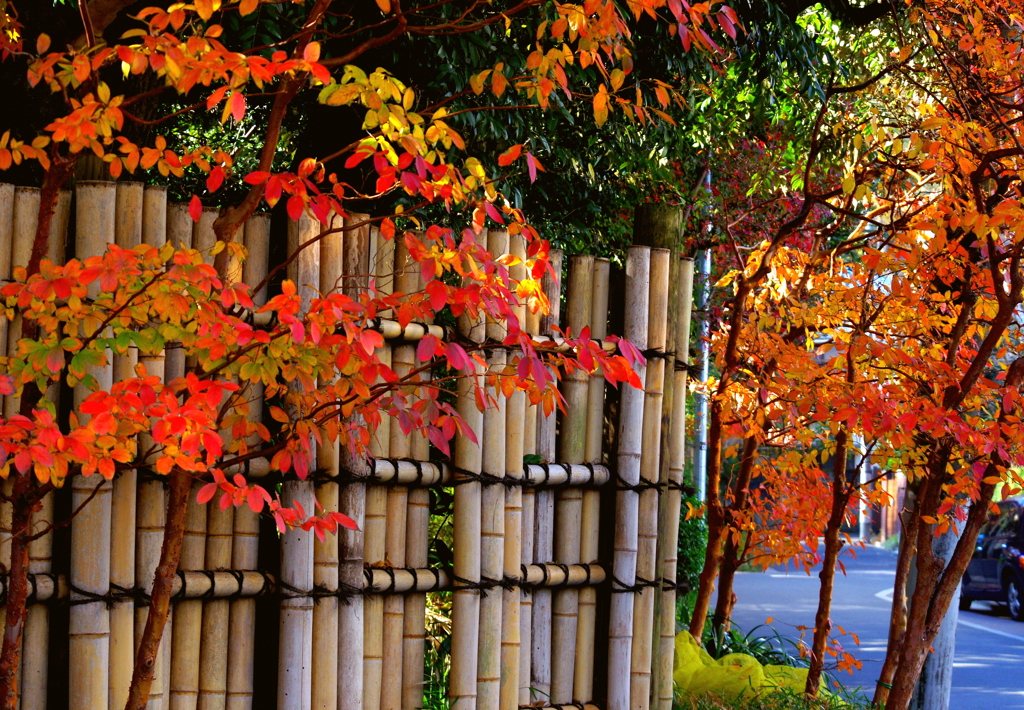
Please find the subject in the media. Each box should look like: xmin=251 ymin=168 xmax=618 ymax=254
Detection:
xmin=875 ymin=588 xmax=894 ymax=602
xmin=956 ymin=618 xmax=1024 ymax=643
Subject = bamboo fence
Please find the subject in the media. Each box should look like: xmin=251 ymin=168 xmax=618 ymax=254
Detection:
xmin=0 ymin=182 xmax=696 ymax=710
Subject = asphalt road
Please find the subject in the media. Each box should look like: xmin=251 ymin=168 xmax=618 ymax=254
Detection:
xmin=722 ymin=545 xmax=1024 ymax=708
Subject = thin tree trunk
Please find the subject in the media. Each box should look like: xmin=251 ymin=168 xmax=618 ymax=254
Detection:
xmin=0 ymin=473 xmax=36 ymax=709
xmin=123 ymin=468 xmax=192 ymax=710
xmin=873 ymin=497 xmax=918 ymax=707
xmin=805 ymin=429 xmax=850 ymax=695
xmin=711 ymin=540 xmax=740 ymax=637
xmin=710 ymin=436 xmax=758 ymax=637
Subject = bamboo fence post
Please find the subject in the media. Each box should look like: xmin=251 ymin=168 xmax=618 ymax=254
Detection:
xmin=573 ymin=257 xmax=609 ymax=703
xmin=224 ymin=212 xmax=269 ymax=710
xmin=0 ymin=184 xmax=13 ymax=416
xmin=22 ymin=481 xmax=53 ymax=710
xmin=337 ymin=212 xmax=370 ymax=710
xmin=170 ymin=483 xmax=208 ymax=710
xmin=365 ymin=226 xmax=395 ymax=710
xmin=278 ymin=211 xmax=320 ymax=710
xmin=362 ymin=463 xmax=386 ymax=710
xmin=499 ymin=229 xmax=523 ymax=710
xmin=310 ymin=214 xmax=343 ymax=710
xmin=531 ymin=249 xmax=562 ymax=702
xmin=653 ymin=257 xmax=694 ymax=710
xmin=0 ymin=186 xmax=12 ymax=651
xmin=193 ymin=207 xmax=219 ymax=265
xmin=517 ymin=232 xmax=537 ymax=707
xmin=476 ymin=229 xmax=508 ymax=710
xmin=378 ymin=232 xmax=414 ymax=710
xmin=70 ymin=181 xmax=117 ymax=710
xmin=551 ymin=256 xmax=592 ymax=703
xmin=630 ymin=248 xmax=670 ymax=710
xmin=4 ymin=186 xmax=39 ymax=419
xmin=449 ymin=231 xmax=487 ymax=710
xmin=402 ymin=246 xmax=429 ymax=710
xmin=198 ymin=502 xmax=233 ymax=710
xmin=354 ymin=216 xmax=382 ymax=710
xmin=20 ymin=187 xmax=68 ymax=710
xmin=606 ymin=246 xmax=650 ymax=710
xmin=164 ymin=202 xmax=193 ymax=388
xmin=109 ymin=181 xmax=144 ymax=710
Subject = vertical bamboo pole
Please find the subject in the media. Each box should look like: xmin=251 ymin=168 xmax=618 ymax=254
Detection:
xmin=109 ymin=181 xmax=143 ymax=710
xmin=365 ymin=225 xmax=394 ymax=710
xmin=193 ymin=207 xmax=219 ymax=266
xmin=499 ymin=229 xmax=523 ymax=710
xmin=278 ymin=211 xmax=320 ymax=710
xmin=517 ymin=233 xmax=537 ymax=707
xmin=476 ymin=230 xmax=507 ymax=710
xmin=606 ymin=246 xmax=650 ymax=710
xmin=402 ymin=246 xmax=429 ymax=710
xmin=0 ymin=186 xmax=12 ymax=653
xmin=135 ymin=307 xmax=169 ymax=710
xmin=551 ymin=256 xmax=592 ymax=703
xmin=338 ymin=212 xmax=370 ymax=710
xmin=170 ymin=483 xmax=207 ymax=710
xmin=21 ymin=186 xmax=68 ymax=710
xmin=4 ymin=187 xmax=39 ymax=419
xmin=197 ymin=502 xmax=233 ymax=706
xmin=630 ymin=249 xmax=670 ymax=710
xmin=224 ymin=212 xmax=269 ymax=710
xmin=164 ymin=202 xmax=193 ymax=388
xmin=380 ymin=233 xmax=413 ymax=710
xmin=362 ymin=485 xmax=386 ymax=710
xmin=0 ymin=184 xmax=13 ymax=418
xmin=21 ymin=188 xmax=67 ymax=708
xmin=531 ymin=250 xmax=562 ymax=702
xmin=449 ymin=231 xmax=487 ymax=710
xmin=198 ymin=501 xmax=233 ymax=710
xmin=311 ymin=215 xmax=343 ymax=710
xmin=653 ymin=258 xmax=694 ymax=710
xmin=574 ymin=257 xmax=609 ymax=703
xmin=70 ymin=182 xmax=117 ymax=710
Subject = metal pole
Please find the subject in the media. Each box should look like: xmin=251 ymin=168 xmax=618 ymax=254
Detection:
xmin=693 ymin=172 xmax=712 ymax=502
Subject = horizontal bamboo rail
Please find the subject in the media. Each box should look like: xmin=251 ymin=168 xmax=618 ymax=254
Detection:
xmin=0 ymin=563 xmax=607 ymax=603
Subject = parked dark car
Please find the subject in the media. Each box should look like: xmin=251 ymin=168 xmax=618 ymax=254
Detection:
xmin=960 ymin=496 xmax=1024 ymax=621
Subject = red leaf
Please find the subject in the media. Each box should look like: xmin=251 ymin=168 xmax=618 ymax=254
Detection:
xmin=206 ymin=166 xmax=225 ymax=193
xmin=244 ymin=171 xmax=271 ymax=185
xmin=197 ymin=481 xmax=218 ymax=505
xmin=425 ymin=279 xmax=447 ymax=312
xmin=230 ymin=92 xmax=246 ymax=122
xmin=526 ymin=152 xmax=538 ymax=183
xmin=498 ymin=144 xmax=522 ymax=167
xmin=287 ymin=195 xmax=304 ymax=222
xmin=188 ymin=195 xmax=202 ymax=222
xmin=332 ymin=512 xmax=359 ymax=530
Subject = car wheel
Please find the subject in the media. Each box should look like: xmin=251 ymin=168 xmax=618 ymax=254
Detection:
xmin=1008 ymin=576 xmax=1024 ymax=622
xmin=959 ymin=592 xmax=973 ymax=611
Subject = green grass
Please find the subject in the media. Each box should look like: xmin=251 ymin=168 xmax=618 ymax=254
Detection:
xmin=674 ymin=688 xmax=873 ymax=710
